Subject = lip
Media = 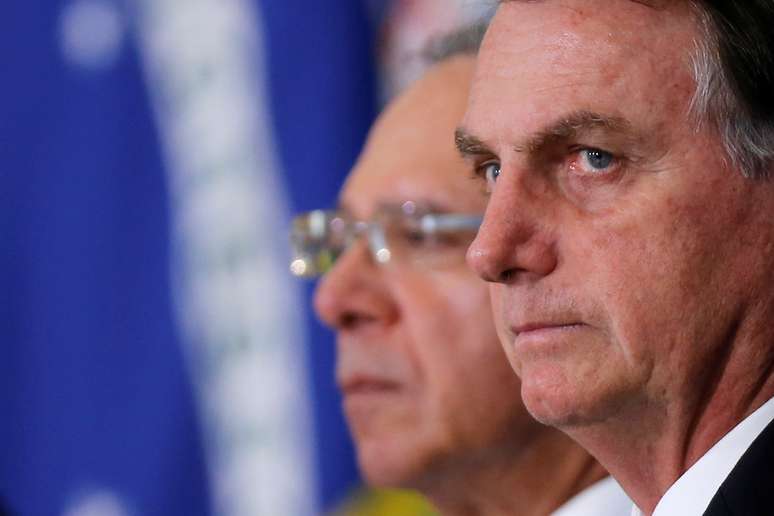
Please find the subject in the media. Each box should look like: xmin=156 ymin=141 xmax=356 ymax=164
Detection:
xmin=339 ymin=375 xmax=401 ymax=397
xmin=511 ymin=322 xmax=586 ymax=336
xmin=508 ymin=322 xmax=588 ymax=348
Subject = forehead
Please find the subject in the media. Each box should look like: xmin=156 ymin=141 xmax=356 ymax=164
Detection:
xmin=343 ymin=57 xmax=485 ymax=215
xmin=465 ymin=0 xmax=699 ymax=142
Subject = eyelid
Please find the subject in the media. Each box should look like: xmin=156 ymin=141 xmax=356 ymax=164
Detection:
xmin=472 ymin=158 xmax=500 ymax=179
xmin=567 ymin=146 xmax=625 ymax=177
xmin=568 ymin=144 xmax=613 ymax=154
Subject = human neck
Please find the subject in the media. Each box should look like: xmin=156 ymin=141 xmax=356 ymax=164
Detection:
xmin=419 ymin=428 xmax=607 ymax=516
xmin=565 ymin=316 xmax=774 ymax=515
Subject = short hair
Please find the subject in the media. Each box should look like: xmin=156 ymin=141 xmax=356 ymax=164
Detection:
xmin=689 ymin=1 xmax=774 ymax=179
xmin=498 ymin=0 xmax=774 ymax=179
xmin=422 ymin=22 xmax=489 ymax=64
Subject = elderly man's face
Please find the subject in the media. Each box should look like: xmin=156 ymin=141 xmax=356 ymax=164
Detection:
xmin=314 ymin=57 xmax=533 ymax=486
xmin=461 ymin=0 xmax=774 ymax=428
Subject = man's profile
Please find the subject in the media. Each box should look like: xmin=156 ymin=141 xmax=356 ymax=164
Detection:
xmin=459 ymin=1 xmax=774 ymax=515
xmin=293 ymin=33 xmax=631 ymax=516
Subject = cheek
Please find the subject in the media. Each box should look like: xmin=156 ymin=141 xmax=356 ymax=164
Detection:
xmin=400 ymin=272 xmax=503 ymax=394
xmin=584 ymin=218 xmax=690 ymax=351
xmin=574 ymin=177 xmax=754 ymax=381
xmin=490 ymin=283 xmax=521 ymax=372
xmin=398 ymin=272 xmax=493 ymax=373
xmin=414 ymin=276 xmax=527 ymax=447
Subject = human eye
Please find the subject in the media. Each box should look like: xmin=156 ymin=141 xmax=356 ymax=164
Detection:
xmin=398 ymin=227 xmax=464 ymax=249
xmin=400 ymin=227 xmax=430 ymax=246
xmin=569 ymin=148 xmax=619 ymax=176
xmin=392 ymin=215 xmax=471 ymax=253
xmin=473 ymin=160 xmax=501 ymax=192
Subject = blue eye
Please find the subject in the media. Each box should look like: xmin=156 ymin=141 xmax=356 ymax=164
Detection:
xmin=579 ymin=148 xmax=614 ymax=172
xmin=481 ymin=162 xmax=501 ymax=185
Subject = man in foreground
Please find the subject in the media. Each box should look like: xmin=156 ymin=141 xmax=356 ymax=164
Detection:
xmin=459 ymin=1 xmax=774 ymax=514
xmin=294 ymin=43 xmax=630 ymax=514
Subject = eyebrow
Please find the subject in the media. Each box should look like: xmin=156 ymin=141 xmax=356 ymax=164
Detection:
xmin=454 ymin=128 xmax=494 ymax=158
xmin=519 ymin=110 xmax=634 ymax=153
xmin=455 ymin=110 xmax=634 ymax=158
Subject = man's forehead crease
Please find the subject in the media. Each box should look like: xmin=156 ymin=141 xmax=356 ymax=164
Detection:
xmin=495 ymin=0 xmax=679 ymax=51
xmin=483 ymin=28 xmax=581 ymax=74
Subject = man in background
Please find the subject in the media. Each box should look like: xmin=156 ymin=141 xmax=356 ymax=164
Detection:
xmin=293 ymin=33 xmax=631 ymax=515
xmin=460 ymin=1 xmax=774 ymax=514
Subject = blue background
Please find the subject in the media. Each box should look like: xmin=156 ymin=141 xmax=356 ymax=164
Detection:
xmin=0 ymin=0 xmax=382 ymax=514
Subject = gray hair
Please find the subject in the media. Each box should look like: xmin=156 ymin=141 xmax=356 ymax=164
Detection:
xmin=422 ymin=22 xmax=489 ymax=64
xmin=688 ymin=1 xmax=774 ymax=179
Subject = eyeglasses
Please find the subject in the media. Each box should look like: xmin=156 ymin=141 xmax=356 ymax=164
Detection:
xmin=289 ymin=200 xmax=483 ymax=278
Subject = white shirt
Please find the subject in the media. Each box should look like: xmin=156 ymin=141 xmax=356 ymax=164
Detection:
xmin=552 ymin=476 xmax=632 ymax=516
xmin=631 ymin=395 xmax=774 ymax=516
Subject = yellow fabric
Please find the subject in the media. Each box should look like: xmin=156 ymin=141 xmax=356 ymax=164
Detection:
xmin=333 ymin=488 xmax=439 ymax=516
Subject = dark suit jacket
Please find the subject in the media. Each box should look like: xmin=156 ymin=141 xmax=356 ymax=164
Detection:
xmin=703 ymin=417 xmax=774 ymax=515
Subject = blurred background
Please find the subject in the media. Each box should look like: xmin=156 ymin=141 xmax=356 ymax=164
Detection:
xmin=0 ymin=1 xmax=493 ymax=515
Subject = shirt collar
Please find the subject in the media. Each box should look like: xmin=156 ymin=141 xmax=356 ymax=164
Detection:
xmin=631 ymin=395 xmax=774 ymax=516
xmin=552 ymin=476 xmax=632 ymax=516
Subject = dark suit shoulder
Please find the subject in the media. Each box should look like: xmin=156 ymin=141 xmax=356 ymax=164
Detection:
xmin=703 ymin=417 xmax=774 ymax=515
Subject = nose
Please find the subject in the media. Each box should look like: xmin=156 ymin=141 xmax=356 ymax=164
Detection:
xmin=466 ymin=175 xmax=557 ymax=283
xmin=313 ymin=240 xmax=398 ymax=331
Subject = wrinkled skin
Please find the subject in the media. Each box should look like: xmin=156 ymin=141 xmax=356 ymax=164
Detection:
xmin=460 ymin=0 xmax=774 ymax=511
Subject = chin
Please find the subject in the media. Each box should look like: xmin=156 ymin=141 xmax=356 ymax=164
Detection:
xmin=355 ymin=437 xmax=430 ymax=488
xmin=522 ymin=392 xmax=589 ymax=428
xmin=519 ymin=362 xmax=609 ymax=429
xmin=523 ymin=376 xmax=642 ymax=434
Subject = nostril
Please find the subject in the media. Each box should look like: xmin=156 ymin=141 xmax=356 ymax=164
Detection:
xmin=340 ymin=312 xmax=358 ymax=328
xmin=340 ymin=311 xmax=377 ymax=330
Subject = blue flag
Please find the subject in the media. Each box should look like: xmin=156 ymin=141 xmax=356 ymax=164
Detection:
xmin=0 ymin=0 xmax=380 ymax=514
